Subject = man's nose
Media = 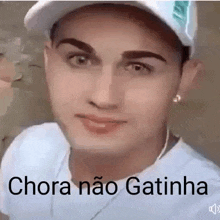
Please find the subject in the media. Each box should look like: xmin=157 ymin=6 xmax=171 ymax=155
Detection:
xmin=89 ymin=65 xmax=121 ymax=110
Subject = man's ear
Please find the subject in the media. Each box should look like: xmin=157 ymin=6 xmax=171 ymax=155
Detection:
xmin=44 ymin=41 xmax=53 ymax=69
xmin=177 ymin=59 xmax=205 ymax=100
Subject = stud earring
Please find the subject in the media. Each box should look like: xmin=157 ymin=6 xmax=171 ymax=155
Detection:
xmin=173 ymin=94 xmax=181 ymax=103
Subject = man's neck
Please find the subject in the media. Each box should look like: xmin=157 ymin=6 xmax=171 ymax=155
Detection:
xmin=69 ymin=130 xmax=176 ymax=187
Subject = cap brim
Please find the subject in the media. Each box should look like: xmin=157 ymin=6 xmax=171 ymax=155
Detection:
xmin=24 ymin=0 xmax=194 ymax=48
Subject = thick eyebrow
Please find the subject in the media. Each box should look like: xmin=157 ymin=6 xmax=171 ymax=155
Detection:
xmin=56 ymin=38 xmax=94 ymax=54
xmin=122 ymin=51 xmax=167 ymax=63
xmin=56 ymin=39 xmax=166 ymax=63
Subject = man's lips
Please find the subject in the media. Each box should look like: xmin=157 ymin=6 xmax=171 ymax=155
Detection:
xmin=75 ymin=114 xmax=127 ymax=134
xmin=75 ymin=114 xmax=127 ymax=123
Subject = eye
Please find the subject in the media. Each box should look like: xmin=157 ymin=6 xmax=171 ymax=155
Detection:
xmin=68 ymin=54 xmax=91 ymax=67
xmin=124 ymin=62 xmax=153 ymax=75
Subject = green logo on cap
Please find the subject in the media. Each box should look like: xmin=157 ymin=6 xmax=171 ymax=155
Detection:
xmin=173 ymin=1 xmax=189 ymax=28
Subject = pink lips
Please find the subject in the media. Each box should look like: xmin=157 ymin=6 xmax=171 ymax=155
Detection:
xmin=76 ymin=114 xmax=126 ymax=135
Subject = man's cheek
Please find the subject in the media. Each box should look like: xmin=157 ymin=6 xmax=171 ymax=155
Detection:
xmin=125 ymin=88 xmax=162 ymax=112
xmin=125 ymin=92 xmax=170 ymax=128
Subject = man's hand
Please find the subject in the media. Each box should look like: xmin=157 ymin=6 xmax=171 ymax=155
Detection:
xmin=0 ymin=56 xmax=16 ymax=116
xmin=0 ymin=211 xmax=9 ymax=220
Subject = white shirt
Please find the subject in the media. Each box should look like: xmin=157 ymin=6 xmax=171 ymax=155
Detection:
xmin=0 ymin=122 xmax=220 ymax=220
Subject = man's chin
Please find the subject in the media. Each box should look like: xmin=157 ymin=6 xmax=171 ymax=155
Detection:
xmin=68 ymin=136 xmax=130 ymax=155
xmin=59 ymin=123 xmax=135 ymax=154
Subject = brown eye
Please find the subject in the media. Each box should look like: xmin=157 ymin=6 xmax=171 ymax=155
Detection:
xmin=132 ymin=64 xmax=144 ymax=71
xmin=68 ymin=55 xmax=91 ymax=67
xmin=125 ymin=62 xmax=152 ymax=75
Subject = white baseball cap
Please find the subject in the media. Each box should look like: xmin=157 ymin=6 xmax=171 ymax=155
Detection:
xmin=24 ymin=0 xmax=197 ymax=47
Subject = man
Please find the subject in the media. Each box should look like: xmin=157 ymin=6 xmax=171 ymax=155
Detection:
xmin=0 ymin=1 xmax=220 ymax=219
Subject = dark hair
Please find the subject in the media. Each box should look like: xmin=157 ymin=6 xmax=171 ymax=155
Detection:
xmin=50 ymin=22 xmax=59 ymax=43
xmin=181 ymin=46 xmax=190 ymax=65
xmin=50 ymin=3 xmax=190 ymax=65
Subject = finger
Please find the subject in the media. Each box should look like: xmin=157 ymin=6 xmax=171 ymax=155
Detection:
xmin=0 ymin=57 xmax=16 ymax=83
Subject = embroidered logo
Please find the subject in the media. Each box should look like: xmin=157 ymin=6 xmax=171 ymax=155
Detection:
xmin=173 ymin=1 xmax=189 ymax=28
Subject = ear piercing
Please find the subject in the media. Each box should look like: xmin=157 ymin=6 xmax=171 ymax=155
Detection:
xmin=173 ymin=94 xmax=181 ymax=103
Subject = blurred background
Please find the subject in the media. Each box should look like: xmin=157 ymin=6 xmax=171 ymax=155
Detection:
xmin=0 ymin=1 xmax=220 ymax=166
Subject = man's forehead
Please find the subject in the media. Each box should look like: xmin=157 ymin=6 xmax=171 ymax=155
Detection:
xmin=56 ymin=3 xmax=164 ymax=32
xmin=51 ymin=3 xmax=181 ymax=53
xmin=62 ymin=3 xmax=149 ymax=18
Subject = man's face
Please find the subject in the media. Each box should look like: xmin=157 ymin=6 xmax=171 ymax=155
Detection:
xmin=45 ymin=5 xmax=182 ymax=154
